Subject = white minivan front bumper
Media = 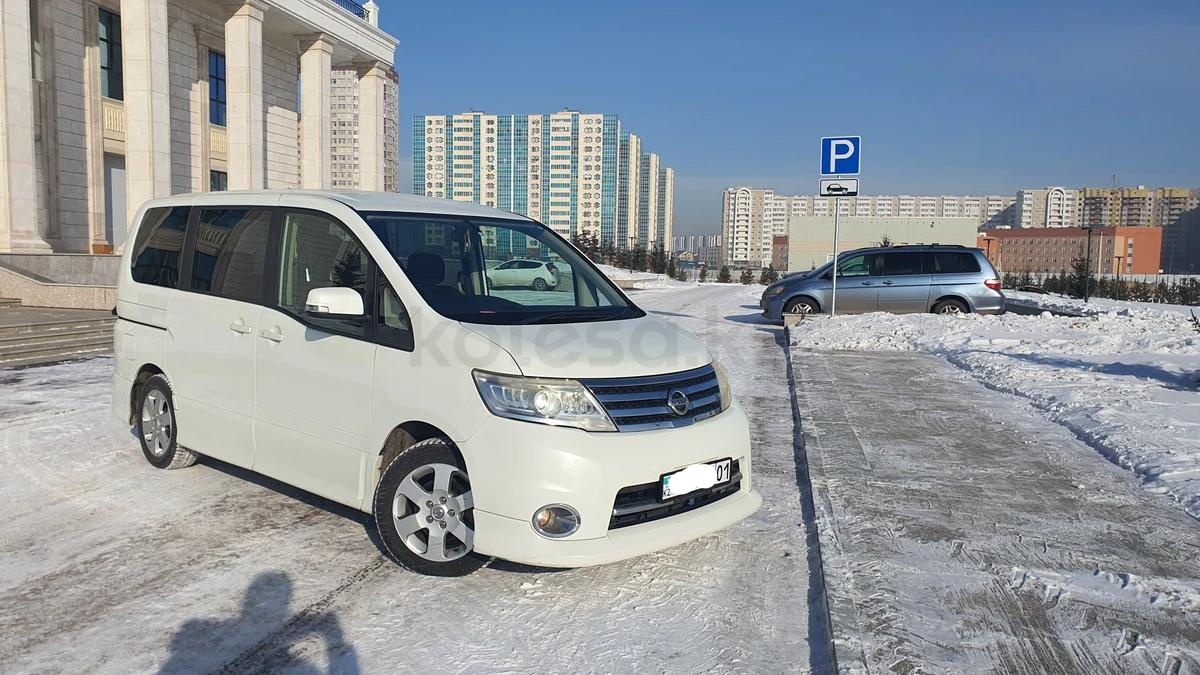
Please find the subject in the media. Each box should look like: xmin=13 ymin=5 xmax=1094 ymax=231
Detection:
xmin=461 ymin=399 xmax=761 ymax=567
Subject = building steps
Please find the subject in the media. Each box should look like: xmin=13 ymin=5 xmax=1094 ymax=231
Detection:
xmin=0 ymin=315 xmax=115 ymax=368
xmin=0 ymin=298 xmax=20 ymax=308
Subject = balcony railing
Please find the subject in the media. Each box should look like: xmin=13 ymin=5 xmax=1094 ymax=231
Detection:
xmin=330 ymin=0 xmax=367 ymax=19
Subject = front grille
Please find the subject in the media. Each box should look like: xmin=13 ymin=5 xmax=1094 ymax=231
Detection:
xmin=608 ymin=460 xmax=742 ymax=530
xmin=583 ymin=365 xmax=722 ymax=432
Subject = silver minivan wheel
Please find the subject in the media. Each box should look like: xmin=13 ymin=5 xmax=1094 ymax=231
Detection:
xmin=934 ymin=299 xmax=968 ymax=314
xmin=391 ymin=462 xmax=474 ymax=563
xmin=783 ymin=297 xmax=818 ymax=315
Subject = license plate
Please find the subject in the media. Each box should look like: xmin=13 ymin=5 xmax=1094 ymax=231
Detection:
xmin=661 ymin=458 xmax=732 ymax=500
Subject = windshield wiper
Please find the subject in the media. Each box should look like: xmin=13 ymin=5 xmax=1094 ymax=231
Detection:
xmin=516 ymin=308 xmax=634 ymax=325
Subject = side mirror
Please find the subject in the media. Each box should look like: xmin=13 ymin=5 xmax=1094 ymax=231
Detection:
xmin=305 ymin=287 xmax=364 ymax=318
xmin=821 ymin=271 xmax=832 ymax=280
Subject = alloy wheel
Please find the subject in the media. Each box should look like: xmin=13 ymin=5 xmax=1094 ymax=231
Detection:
xmin=141 ymin=390 xmax=173 ymax=457
xmin=391 ymin=463 xmax=474 ymax=562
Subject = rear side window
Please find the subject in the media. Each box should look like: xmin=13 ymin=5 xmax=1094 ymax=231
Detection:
xmin=130 ymin=206 xmax=189 ymax=288
xmin=881 ymin=251 xmax=923 ymax=276
xmin=929 ymin=252 xmax=981 ymax=274
xmin=190 ymin=208 xmax=272 ymax=302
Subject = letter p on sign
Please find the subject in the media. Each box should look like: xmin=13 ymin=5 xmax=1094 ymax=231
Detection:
xmin=820 ymin=136 xmax=861 ymax=176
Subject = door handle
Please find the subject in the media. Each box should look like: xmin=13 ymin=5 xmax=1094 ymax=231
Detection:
xmin=259 ymin=326 xmax=284 ymax=343
xmin=881 ymin=280 xmax=894 ymax=286
xmin=860 ymin=281 xmax=873 ymax=286
xmin=230 ymin=319 xmax=253 ymax=335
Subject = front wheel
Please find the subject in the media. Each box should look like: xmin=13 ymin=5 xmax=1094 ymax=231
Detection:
xmin=373 ymin=437 xmax=487 ymax=576
xmin=783 ymin=297 xmax=819 ymax=315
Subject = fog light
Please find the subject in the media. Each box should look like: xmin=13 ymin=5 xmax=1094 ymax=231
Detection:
xmin=531 ymin=504 xmax=580 ymax=538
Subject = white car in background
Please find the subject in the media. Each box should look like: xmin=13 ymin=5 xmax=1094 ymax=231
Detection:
xmin=487 ymin=259 xmax=560 ymax=291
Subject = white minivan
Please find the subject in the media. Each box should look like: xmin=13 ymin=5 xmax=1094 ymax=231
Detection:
xmin=113 ymin=191 xmax=761 ymax=576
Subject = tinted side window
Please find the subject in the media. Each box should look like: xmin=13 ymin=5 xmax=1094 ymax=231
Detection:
xmin=930 ymin=252 xmax=982 ymax=274
xmin=130 ymin=206 xmax=189 ymax=288
xmin=278 ymin=211 xmax=369 ymax=337
xmin=190 ymin=208 xmax=271 ymax=302
xmin=881 ymin=252 xmax=923 ymax=276
xmin=836 ymin=254 xmax=872 ymax=277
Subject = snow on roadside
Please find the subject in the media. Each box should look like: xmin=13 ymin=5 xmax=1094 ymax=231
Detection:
xmin=790 ymin=309 xmax=1200 ymax=519
xmin=1006 ymin=289 xmax=1200 ymax=319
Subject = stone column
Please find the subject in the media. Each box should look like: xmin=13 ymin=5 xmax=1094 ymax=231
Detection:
xmin=0 ymin=0 xmax=48 ymax=251
xmin=120 ymin=0 xmax=172 ymax=235
xmin=355 ymin=60 xmax=387 ymax=192
xmin=225 ymin=1 xmax=265 ymax=190
xmin=298 ymin=34 xmax=334 ymax=190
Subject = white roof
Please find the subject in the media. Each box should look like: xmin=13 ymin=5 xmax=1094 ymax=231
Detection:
xmin=137 ymin=190 xmax=536 ymax=221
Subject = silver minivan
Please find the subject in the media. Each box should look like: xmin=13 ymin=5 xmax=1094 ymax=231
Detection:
xmin=760 ymin=245 xmax=1004 ymax=320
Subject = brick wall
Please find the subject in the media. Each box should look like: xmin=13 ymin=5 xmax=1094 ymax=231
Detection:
xmin=263 ymin=40 xmax=299 ymax=189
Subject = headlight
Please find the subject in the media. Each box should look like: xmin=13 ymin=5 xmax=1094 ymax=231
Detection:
xmin=472 ymin=370 xmax=616 ymax=432
xmin=713 ymin=360 xmax=734 ymax=411
xmin=766 ymin=286 xmax=785 ymax=298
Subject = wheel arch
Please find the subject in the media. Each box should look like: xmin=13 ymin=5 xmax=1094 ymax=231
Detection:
xmin=784 ymin=294 xmax=822 ymax=314
xmin=129 ymin=363 xmax=166 ymax=424
xmin=369 ymin=421 xmax=464 ymax=510
xmin=930 ymin=294 xmax=971 ymax=313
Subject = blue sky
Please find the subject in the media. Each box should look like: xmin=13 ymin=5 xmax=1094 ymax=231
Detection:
xmin=380 ymin=0 xmax=1200 ymax=235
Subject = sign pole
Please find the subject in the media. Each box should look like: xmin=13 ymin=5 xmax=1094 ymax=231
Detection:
xmin=830 ymin=194 xmax=840 ymax=316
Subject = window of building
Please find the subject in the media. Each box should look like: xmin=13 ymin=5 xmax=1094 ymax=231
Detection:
xmin=98 ymin=8 xmax=123 ymax=100
xmin=190 ymin=208 xmax=272 ymax=302
xmin=210 ymin=170 xmax=228 ymax=192
xmin=208 ymin=50 xmax=226 ymax=127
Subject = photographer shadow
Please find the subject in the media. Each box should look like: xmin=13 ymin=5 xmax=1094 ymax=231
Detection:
xmin=159 ymin=571 xmax=359 ymax=674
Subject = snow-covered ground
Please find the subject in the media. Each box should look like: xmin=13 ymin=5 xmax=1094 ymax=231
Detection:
xmin=790 ymin=308 xmax=1200 ymax=520
xmin=0 ymin=284 xmax=816 ymax=673
xmin=1006 ymin=289 xmax=1200 ymax=319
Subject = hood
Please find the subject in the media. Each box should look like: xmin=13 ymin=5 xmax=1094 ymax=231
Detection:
xmin=462 ymin=314 xmax=713 ymax=379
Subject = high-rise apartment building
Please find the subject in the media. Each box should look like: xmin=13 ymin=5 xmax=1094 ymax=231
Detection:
xmin=413 ymin=110 xmax=672 ymax=249
xmin=1015 ymin=187 xmax=1078 ymax=228
xmin=1079 ymin=187 xmax=1155 ymax=229
xmin=329 ymin=65 xmax=400 ymax=192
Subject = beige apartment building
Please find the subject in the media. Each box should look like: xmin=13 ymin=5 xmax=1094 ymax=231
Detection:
xmin=0 ymin=0 xmax=398 ymax=257
xmin=329 ymin=63 xmax=400 ymax=192
xmin=722 ymin=188 xmax=1015 ymax=267
xmin=1015 ymin=187 xmax=1078 ymax=228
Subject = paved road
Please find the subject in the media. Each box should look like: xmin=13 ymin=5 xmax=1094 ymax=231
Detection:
xmin=791 ymin=348 xmax=1200 ymax=674
xmin=0 ymin=284 xmax=816 ymax=673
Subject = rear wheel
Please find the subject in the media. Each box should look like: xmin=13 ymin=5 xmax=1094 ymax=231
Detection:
xmin=532 ymin=277 xmax=548 ymax=291
xmin=932 ymin=298 xmax=969 ymax=314
xmin=137 ymin=375 xmax=197 ymax=470
xmin=373 ymin=437 xmax=487 ymax=576
xmin=783 ymin=296 xmax=819 ymax=315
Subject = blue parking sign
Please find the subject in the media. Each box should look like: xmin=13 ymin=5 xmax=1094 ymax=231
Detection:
xmin=820 ymin=136 xmax=861 ymax=176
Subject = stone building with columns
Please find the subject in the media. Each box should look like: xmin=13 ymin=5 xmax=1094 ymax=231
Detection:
xmin=0 ymin=0 xmax=398 ymax=258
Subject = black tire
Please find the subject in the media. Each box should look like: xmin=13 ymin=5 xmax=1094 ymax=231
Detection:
xmin=783 ymin=296 xmax=819 ymax=315
xmin=932 ymin=298 xmax=969 ymax=314
xmin=136 ymin=374 xmax=197 ymax=470
xmin=532 ymin=277 xmax=548 ymax=291
xmin=373 ymin=437 xmax=488 ymax=576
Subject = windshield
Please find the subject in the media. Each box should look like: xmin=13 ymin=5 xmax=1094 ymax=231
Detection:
xmin=361 ymin=212 xmax=643 ymax=325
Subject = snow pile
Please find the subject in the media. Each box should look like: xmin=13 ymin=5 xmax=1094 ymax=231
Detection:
xmin=790 ymin=310 xmax=1200 ymax=519
xmin=1006 ymin=289 xmax=1200 ymax=319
